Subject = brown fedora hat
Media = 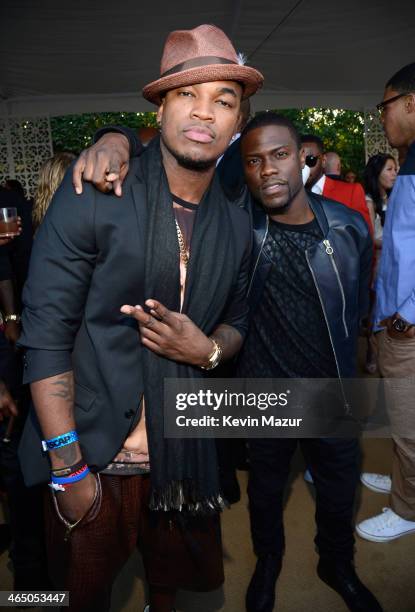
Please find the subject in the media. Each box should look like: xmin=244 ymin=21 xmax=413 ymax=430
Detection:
xmin=143 ymin=24 xmax=264 ymax=105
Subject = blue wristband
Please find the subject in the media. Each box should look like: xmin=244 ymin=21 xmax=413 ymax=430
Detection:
xmin=42 ymin=430 xmax=78 ymax=452
xmin=51 ymin=465 xmax=90 ymax=485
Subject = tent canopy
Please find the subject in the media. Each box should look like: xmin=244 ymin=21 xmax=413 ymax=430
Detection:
xmin=1 ymin=0 xmax=414 ymax=117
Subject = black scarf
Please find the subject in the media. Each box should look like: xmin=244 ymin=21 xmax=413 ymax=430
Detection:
xmin=140 ymin=137 xmax=238 ymax=514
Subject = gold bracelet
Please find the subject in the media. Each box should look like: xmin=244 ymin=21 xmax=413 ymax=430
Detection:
xmin=200 ymin=338 xmax=222 ymax=371
xmin=4 ymin=314 xmax=21 ymax=324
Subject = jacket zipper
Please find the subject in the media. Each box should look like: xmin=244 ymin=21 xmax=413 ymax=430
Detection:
xmin=322 ymin=239 xmax=349 ymax=338
xmin=247 ymin=216 xmax=269 ymax=297
xmin=305 ymin=249 xmax=351 ymax=414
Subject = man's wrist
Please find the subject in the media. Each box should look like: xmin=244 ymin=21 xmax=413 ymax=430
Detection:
xmin=112 ymin=133 xmax=129 ymax=151
xmin=93 ymin=126 xmax=141 ymax=157
xmin=101 ymin=132 xmax=130 ymax=154
xmin=49 ymin=442 xmax=83 ymax=470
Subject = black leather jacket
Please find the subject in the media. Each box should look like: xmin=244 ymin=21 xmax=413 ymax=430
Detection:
xmin=244 ymin=191 xmax=373 ymax=378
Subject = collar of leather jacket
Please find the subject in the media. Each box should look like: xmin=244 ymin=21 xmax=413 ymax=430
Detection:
xmin=250 ymin=191 xmax=330 ymax=244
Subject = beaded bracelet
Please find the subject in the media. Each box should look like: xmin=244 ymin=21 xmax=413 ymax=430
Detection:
xmin=42 ymin=430 xmax=78 ymax=452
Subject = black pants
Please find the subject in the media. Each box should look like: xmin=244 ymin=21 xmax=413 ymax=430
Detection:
xmin=248 ymin=438 xmax=360 ymax=562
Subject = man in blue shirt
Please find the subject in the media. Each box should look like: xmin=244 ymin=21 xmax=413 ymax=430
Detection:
xmin=357 ymin=62 xmax=415 ymax=542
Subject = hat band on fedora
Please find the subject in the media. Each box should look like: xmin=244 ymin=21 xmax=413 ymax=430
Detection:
xmin=161 ymin=56 xmax=238 ymax=78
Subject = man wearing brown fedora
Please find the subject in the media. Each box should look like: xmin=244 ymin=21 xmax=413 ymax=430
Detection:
xmin=18 ymin=24 xmax=263 ymax=612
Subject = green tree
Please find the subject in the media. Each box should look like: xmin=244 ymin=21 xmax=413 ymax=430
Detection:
xmin=51 ymin=112 xmax=157 ymax=154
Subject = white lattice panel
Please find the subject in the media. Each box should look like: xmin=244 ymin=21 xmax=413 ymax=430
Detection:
xmin=364 ymin=108 xmax=398 ymax=163
xmin=0 ymin=116 xmax=53 ymax=198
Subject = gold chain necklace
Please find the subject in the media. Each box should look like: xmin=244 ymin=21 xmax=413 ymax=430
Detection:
xmin=175 ymin=220 xmax=189 ymax=268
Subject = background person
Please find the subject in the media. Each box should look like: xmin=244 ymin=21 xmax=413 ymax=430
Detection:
xmin=301 ymin=134 xmax=373 ymax=233
xmin=32 ymin=152 xmax=76 ymax=231
xmin=324 ymin=151 xmax=342 ymax=180
xmin=364 ymin=153 xmax=398 ymax=251
xmin=0 ymin=230 xmax=49 ymax=591
xmin=362 ymin=153 xmax=398 ymax=375
xmin=345 ymin=170 xmax=357 ymax=183
xmin=356 ymin=62 xmax=415 ymax=543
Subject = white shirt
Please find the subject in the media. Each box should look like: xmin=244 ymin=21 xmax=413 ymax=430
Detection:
xmin=311 ymin=174 xmax=326 ymax=195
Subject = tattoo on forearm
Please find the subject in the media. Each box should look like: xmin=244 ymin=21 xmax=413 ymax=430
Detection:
xmin=50 ymin=374 xmax=74 ymax=403
xmin=54 ymin=443 xmax=79 ymax=465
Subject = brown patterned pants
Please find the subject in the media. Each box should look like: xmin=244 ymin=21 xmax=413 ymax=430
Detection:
xmin=44 ymin=473 xmax=224 ymax=611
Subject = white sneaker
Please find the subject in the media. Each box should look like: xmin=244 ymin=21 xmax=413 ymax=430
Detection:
xmin=361 ymin=473 xmax=391 ymax=494
xmin=304 ymin=469 xmax=314 ymax=484
xmin=356 ymin=507 xmax=415 ymax=542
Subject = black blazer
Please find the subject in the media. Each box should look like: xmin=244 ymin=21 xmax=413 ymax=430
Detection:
xmin=18 ymin=157 xmax=251 ymax=486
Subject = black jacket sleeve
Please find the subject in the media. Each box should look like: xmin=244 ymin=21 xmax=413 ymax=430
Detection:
xmin=18 ymin=165 xmax=97 ymax=383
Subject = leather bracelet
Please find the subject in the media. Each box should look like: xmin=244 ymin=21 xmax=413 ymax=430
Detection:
xmin=51 ymin=459 xmax=87 ymax=478
xmin=49 ymin=465 xmax=90 ymax=492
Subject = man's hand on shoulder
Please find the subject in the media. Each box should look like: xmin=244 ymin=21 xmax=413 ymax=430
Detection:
xmin=72 ymin=133 xmax=130 ymax=197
